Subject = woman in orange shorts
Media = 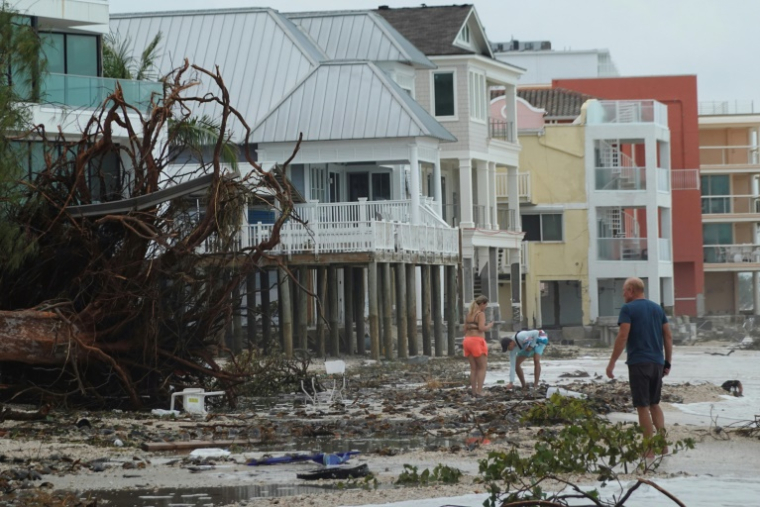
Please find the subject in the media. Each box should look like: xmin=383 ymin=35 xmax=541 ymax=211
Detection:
xmin=463 ymin=295 xmax=494 ymax=396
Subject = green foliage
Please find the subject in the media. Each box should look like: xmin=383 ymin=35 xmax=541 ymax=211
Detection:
xmin=479 ymin=417 xmax=696 ymax=506
xmin=396 ymin=464 xmax=462 ymax=485
xmin=337 ymin=473 xmax=378 ymax=490
xmin=522 ymin=393 xmax=597 ymax=425
xmin=169 ymin=114 xmax=239 ymax=171
xmin=103 ymin=31 xmax=162 ymax=81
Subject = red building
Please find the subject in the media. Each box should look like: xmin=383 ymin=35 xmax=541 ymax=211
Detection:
xmin=554 ymin=76 xmax=703 ymax=316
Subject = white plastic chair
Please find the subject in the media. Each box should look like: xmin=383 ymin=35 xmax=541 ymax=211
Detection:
xmin=301 ymin=360 xmax=346 ymax=406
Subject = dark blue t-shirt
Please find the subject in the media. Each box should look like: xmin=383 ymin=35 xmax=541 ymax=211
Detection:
xmin=617 ymin=298 xmax=667 ymax=365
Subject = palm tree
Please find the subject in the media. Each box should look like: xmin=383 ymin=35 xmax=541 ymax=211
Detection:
xmin=103 ymin=31 xmax=162 ymax=81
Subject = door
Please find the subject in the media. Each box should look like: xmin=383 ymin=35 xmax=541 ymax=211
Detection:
xmin=348 ymin=173 xmax=370 ymax=202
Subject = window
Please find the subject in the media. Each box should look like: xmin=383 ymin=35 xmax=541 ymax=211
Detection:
xmin=458 ymin=24 xmax=470 ymax=44
xmin=309 ymin=165 xmax=327 ymax=202
xmin=42 ymin=32 xmax=99 ymax=76
xmin=371 ymin=173 xmax=391 ymax=200
xmin=701 ymin=175 xmax=730 ymax=214
xmin=703 ymin=223 xmax=733 ymax=263
xmin=433 ymin=71 xmax=455 ymax=118
xmin=468 ymin=71 xmax=486 ymax=122
xmin=522 ymin=213 xmax=563 ymax=241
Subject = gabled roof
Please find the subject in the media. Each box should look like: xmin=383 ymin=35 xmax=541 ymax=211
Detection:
xmin=110 ymin=8 xmax=326 ymax=141
xmin=517 ymin=87 xmax=598 ymax=120
xmin=374 ymin=4 xmax=482 ymax=57
xmin=252 ymin=61 xmax=456 ymax=144
xmin=286 ymin=11 xmax=435 ymax=69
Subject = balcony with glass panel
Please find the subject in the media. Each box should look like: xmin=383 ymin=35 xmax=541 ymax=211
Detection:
xmin=40 ymin=73 xmax=163 ymax=111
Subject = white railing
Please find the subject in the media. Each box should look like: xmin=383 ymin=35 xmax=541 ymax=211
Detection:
xmin=521 ymin=241 xmax=528 ymax=273
xmin=497 ymin=242 xmax=528 ymax=274
xmin=657 ymin=168 xmax=670 ymax=193
xmin=704 ymin=244 xmax=760 ymax=264
xmin=489 ymin=118 xmax=515 ymax=142
xmin=658 ymin=238 xmax=672 ymax=261
xmin=294 ymin=199 xmax=411 ymax=224
xmin=699 ymin=145 xmax=760 ymax=167
xmin=595 ymin=166 xmax=645 ymax=190
xmin=702 ymin=195 xmax=760 ymax=215
xmin=246 ymin=220 xmax=459 ymax=257
xmin=473 ymin=204 xmax=489 ymax=228
xmin=671 ymin=169 xmax=700 ymax=190
xmin=420 ymin=197 xmax=450 ymax=228
xmin=587 ymin=100 xmax=668 ymax=126
xmin=495 ymin=172 xmax=531 ymax=199
xmin=597 ymin=238 xmax=648 ymax=261
xmin=497 ymin=208 xmax=518 ymax=232
xmin=699 ymin=100 xmax=758 ymax=116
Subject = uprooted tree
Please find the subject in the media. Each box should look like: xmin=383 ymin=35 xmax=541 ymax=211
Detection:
xmin=0 ymin=56 xmax=302 ymax=409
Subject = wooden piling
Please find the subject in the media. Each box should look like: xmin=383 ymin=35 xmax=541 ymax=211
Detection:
xmin=395 ymin=263 xmax=408 ymax=359
xmin=368 ymin=262 xmax=380 ymax=360
xmin=381 ymin=263 xmax=393 ymax=360
xmin=296 ymin=266 xmax=308 ymax=351
xmin=446 ymin=265 xmax=458 ymax=356
xmin=260 ymin=269 xmax=272 ymax=354
xmin=343 ymin=266 xmax=354 ymax=354
xmin=328 ymin=265 xmax=340 ymax=357
xmin=354 ymin=267 xmax=366 ymax=355
xmin=406 ymin=264 xmax=418 ymax=356
xmin=316 ymin=266 xmax=326 ymax=356
xmin=279 ymin=268 xmax=293 ymax=358
xmin=246 ymin=272 xmax=257 ymax=350
xmin=432 ymin=266 xmax=443 ymax=357
xmin=421 ymin=264 xmax=432 ymax=356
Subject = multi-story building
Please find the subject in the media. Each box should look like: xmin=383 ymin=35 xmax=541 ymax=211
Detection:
xmin=555 ymin=76 xmax=703 ymax=317
xmin=11 ymin=0 xmax=161 ymax=200
xmin=375 ymin=4 xmax=525 ymax=328
xmin=491 ymin=41 xmax=619 ymax=86
xmin=493 ymin=88 xmax=675 ymax=329
xmin=698 ymin=101 xmax=760 ymax=314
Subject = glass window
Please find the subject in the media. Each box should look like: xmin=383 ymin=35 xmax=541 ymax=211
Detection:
xmin=433 ymin=72 xmax=455 ymax=117
xmin=66 ymin=35 xmax=98 ymax=76
xmin=43 ymin=33 xmax=65 ymax=74
xmin=371 ymin=173 xmax=391 ymax=201
xmin=521 ymin=213 xmax=563 ymax=242
xmin=468 ymin=71 xmax=486 ymax=121
xmin=703 ymin=224 xmax=732 ymax=245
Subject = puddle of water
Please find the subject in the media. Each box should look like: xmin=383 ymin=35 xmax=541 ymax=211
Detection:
xmin=87 ymin=483 xmax=333 ymax=506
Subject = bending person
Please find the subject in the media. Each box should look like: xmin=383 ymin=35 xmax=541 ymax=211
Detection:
xmin=463 ymin=295 xmax=494 ymax=397
xmin=500 ymin=329 xmax=549 ymax=390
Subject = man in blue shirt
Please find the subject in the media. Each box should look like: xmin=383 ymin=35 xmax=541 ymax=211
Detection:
xmin=606 ymin=277 xmax=673 ymax=454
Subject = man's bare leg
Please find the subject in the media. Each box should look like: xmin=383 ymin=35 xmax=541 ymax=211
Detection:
xmin=636 ymin=405 xmax=656 ymax=458
xmin=649 ymin=403 xmax=668 ymax=453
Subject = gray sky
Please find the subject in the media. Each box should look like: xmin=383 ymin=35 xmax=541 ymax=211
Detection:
xmin=107 ymin=0 xmax=758 ymax=105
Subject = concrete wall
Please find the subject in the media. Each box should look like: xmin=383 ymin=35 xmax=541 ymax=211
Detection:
xmin=705 ymin=271 xmax=736 ymax=314
xmin=495 ymin=51 xmax=601 ymax=85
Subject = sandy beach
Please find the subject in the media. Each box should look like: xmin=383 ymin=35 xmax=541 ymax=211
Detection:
xmin=0 ymin=342 xmax=757 ymax=507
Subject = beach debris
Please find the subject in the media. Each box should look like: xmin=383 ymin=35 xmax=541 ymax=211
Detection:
xmin=0 ymin=404 xmax=51 ymax=422
xmin=247 ymin=451 xmax=359 ymax=467
xmin=189 ymin=448 xmax=231 ymax=460
xmin=558 ymin=370 xmax=590 ymax=378
xmin=296 ymin=463 xmax=369 ymax=481
xmin=545 ymin=387 xmax=586 ymax=399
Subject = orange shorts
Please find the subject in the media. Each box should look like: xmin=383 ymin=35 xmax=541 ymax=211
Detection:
xmin=463 ymin=336 xmax=488 ymax=357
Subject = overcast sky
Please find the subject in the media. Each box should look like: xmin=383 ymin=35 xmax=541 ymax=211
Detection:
xmin=107 ymin=0 xmax=758 ymax=105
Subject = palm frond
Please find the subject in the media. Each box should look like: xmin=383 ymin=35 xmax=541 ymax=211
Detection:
xmin=135 ymin=32 xmax=163 ymax=81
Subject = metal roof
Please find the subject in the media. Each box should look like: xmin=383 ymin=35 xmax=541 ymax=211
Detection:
xmin=110 ymin=9 xmax=325 ymax=141
xmin=252 ymin=61 xmax=456 ymax=144
xmin=286 ymin=11 xmax=435 ymax=69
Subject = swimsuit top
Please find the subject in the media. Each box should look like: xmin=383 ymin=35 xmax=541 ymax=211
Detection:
xmin=465 ymin=311 xmax=482 ymax=331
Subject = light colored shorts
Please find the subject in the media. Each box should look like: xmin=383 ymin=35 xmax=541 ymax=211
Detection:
xmin=517 ymin=343 xmax=546 ymax=358
xmin=463 ymin=336 xmax=488 ymax=357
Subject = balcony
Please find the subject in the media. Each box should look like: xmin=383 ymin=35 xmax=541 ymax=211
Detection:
xmin=702 ymin=195 xmax=760 ymax=222
xmin=597 ymin=237 xmax=648 ymax=261
xmin=40 ymin=73 xmax=163 ymax=111
xmin=595 ymin=166 xmax=645 ymax=190
xmin=489 ymin=117 xmax=515 ymax=142
xmin=699 ymin=145 xmax=760 ymax=170
xmin=704 ymin=244 xmax=760 ymax=270
xmin=587 ymin=100 xmax=668 ymax=127
xmin=495 ymin=172 xmax=531 ymax=200
xmin=202 ymin=199 xmax=458 ymax=259
xmin=497 ymin=208 xmax=518 ymax=231
xmin=671 ymin=169 xmax=701 ymax=190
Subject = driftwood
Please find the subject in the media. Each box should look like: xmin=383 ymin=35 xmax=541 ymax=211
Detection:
xmin=0 ymin=404 xmax=51 ymax=421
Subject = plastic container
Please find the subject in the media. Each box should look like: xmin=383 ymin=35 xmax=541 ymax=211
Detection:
xmin=546 ymin=386 xmax=586 ymax=399
xmin=169 ymin=388 xmax=225 ymax=415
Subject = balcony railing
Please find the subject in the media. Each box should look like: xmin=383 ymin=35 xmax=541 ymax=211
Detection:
xmin=671 ymin=169 xmax=700 ymax=190
xmin=699 ymin=100 xmax=759 ymax=116
xmin=597 ymin=238 xmax=648 ymax=261
xmin=587 ymin=100 xmax=668 ymax=126
xmin=473 ymin=204 xmax=489 ymax=228
xmin=701 ymin=195 xmax=760 ymax=215
xmin=595 ymin=166 xmax=645 ymax=190
xmin=704 ymin=244 xmax=760 ymax=264
xmin=495 ymin=172 xmax=531 ymax=199
xmin=41 ymin=72 xmax=163 ymax=110
xmin=489 ymin=117 xmax=515 ymax=142
xmin=497 ymin=208 xmax=518 ymax=231
xmin=245 ymin=220 xmax=459 ymax=257
xmin=699 ymin=145 xmax=760 ymax=167
xmin=497 ymin=241 xmax=528 ymax=275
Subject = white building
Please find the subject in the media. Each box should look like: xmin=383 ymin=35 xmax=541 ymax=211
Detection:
xmin=492 ymin=41 xmax=618 ymax=86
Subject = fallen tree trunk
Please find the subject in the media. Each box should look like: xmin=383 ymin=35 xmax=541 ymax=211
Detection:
xmin=0 ymin=310 xmax=94 ymax=365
